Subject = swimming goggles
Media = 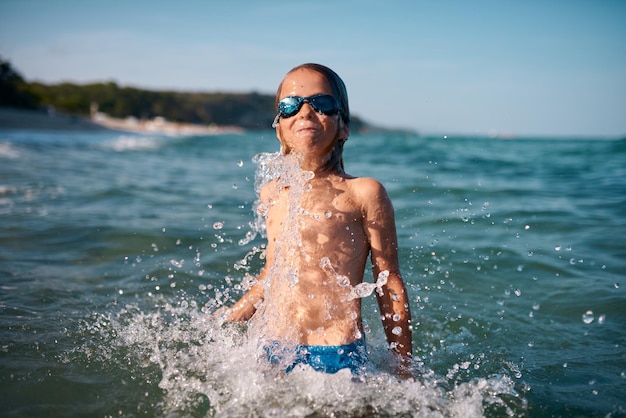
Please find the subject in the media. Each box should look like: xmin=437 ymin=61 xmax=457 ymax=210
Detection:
xmin=272 ymin=94 xmax=340 ymax=127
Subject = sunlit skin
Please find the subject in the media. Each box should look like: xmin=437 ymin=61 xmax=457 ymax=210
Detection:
xmin=222 ymin=68 xmax=413 ymax=375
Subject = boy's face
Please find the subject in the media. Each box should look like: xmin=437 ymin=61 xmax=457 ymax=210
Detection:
xmin=275 ymin=68 xmax=349 ymax=159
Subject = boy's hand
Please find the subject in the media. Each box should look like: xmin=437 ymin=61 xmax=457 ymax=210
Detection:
xmin=213 ymin=306 xmax=232 ymax=323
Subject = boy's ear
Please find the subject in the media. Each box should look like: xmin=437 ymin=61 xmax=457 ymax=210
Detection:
xmin=339 ymin=119 xmax=350 ymax=139
xmin=275 ymin=123 xmax=283 ymax=142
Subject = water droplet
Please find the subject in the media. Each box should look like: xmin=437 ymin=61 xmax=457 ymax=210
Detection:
xmin=335 ymin=274 xmax=350 ymax=287
xmin=236 ymin=159 xmax=244 ymax=167
xmin=582 ymin=310 xmax=594 ymax=324
xmin=555 ymin=245 xmax=562 ymax=251
xmin=170 ymin=259 xmax=184 ymax=269
xmin=524 ymin=225 xmax=530 ymax=230
xmin=514 ymin=289 xmax=522 ymax=297
xmin=213 ymin=222 xmax=224 ymax=230
xmin=324 ymin=210 xmax=332 ymax=219
xmin=392 ymin=326 xmax=403 ymax=336
xmin=598 ymin=314 xmax=605 ymax=324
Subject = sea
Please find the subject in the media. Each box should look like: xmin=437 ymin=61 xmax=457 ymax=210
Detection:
xmin=0 ymin=126 xmax=624 ymax=417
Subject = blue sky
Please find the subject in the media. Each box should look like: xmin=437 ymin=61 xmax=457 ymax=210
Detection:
xmin=1 ymin=0 xmax=625 ymax=137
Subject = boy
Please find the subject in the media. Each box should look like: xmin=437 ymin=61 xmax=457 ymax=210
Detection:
xmin=220 ymin=63 xmax=412 ymax=376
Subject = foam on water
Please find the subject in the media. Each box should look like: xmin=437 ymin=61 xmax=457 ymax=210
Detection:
xmin=102 ymin=134 xmax=165 ymax=152
xmin=71 ymin=300 xmax=523 ymax=417
xmin=0 ymin=140 xmax=20 ymax=159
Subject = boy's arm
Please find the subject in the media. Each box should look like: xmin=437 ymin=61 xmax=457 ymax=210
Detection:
xmin=217 ymin=183 xmax=272 ymax=322
xmin=376 ymin=270 xmax=413 ymax=375
xmin=216 ymin=254 xmax=271 ymax=322
xmin=360 ymin=178 xmax=413 ymax=375
xmin=221 ymin=272 xmax=266 ymax=322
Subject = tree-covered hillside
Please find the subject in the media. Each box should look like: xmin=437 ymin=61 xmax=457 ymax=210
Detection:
xmin=1 ymin=58 xmax=371 ymax=131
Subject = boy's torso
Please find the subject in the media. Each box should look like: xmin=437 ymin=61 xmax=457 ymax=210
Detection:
xmin=258 ymin=174 xmax=370 ymax=346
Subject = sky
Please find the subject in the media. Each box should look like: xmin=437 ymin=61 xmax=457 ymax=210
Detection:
xmin=1 ymin=0 xmax=625 ymax=137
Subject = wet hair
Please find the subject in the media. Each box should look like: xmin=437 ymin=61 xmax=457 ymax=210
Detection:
xmin=276 ymin=63 xmax=350 ymax=126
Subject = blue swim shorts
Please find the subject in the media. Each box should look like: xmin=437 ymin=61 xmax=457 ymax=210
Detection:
xmin=263 ymin=338 xmax=368 ymax=375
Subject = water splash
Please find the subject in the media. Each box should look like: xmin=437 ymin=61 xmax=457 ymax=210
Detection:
xmin=320 ymin=257 xmax=390 ymax=301
xmin=236 ymin=151 xmax=287 ymax=247
xmin=69 ymin=300 xmax=524 ymax=417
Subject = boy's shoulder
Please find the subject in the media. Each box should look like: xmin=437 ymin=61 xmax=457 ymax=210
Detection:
xmin=344 ymin=175 xmax=389 ymax=202
xmin=345 ymin=175 xmax=385 ymax=192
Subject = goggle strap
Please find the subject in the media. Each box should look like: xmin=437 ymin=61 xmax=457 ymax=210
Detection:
xmin=271 ymin=114 xmax=280 ymax=128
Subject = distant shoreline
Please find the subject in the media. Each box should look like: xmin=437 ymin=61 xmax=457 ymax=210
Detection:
xmin=0 ymin=107 xmax=106 ymax=131
xmin=0 ymin=107 xmax=243 ymax=135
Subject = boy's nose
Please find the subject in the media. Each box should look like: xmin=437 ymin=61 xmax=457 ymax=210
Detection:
xmin=298 ymin=101 xmax=315 ymax=117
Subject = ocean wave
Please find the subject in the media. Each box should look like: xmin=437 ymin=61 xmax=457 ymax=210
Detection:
xmin=0 ymin=141 xmax=20 ymax=159
xmin=102 ymin=135 xmax=166 ymax=152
